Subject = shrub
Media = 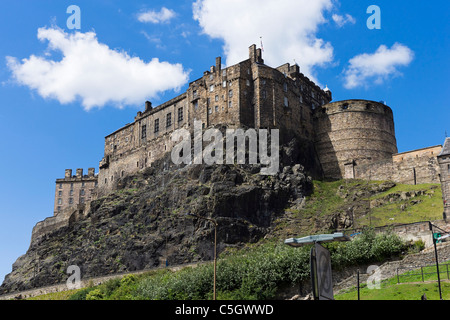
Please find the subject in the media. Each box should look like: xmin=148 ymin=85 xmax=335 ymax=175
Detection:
xmin=86 ymin=289 xmax=104 ymax=300
xmin=68 ymin=287 xmax=95 ymax=300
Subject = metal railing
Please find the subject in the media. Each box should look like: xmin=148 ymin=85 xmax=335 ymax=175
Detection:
xmin=396 ymin=263 xmax=450 ymax=284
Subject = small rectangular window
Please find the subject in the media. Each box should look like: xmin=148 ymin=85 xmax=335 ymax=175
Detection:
xmin=80 ymin=189 xmax=85 ymax=196
xmin=141 ymin=125 xmax=147 ymax=139
xmin=210 ymin=85 xmax=214 ymax=92
xmin=166 ymin=113 xmax=172 ymax=127
xmin=59 ymin=183 xmax=63 ymax=189
xmin=58 ymin=198 xmax=62 ymax=205
xmin=228 ymin=89 xmax=233 ymax=98
xmin=154 ymin=119 xmax=159 ymax=133
xmin=193 ymin=101 xmax=198 ymax=110
xmin=284 ymin=96 xmax=289 ymax=107
xmin=208 ymin=108 xmax=212 ymax=114
xmin=215 ymin=106 xmax=219 ymax=113
xmin=58 ymin=191 xmax=62 ymax=197
xmin=69 ymin=198 xmax=73 ymax=205
xmin=178 ymin=107 xmax=183 ymax=122
xmin=228 ymin=101 xmax=232 ymax=108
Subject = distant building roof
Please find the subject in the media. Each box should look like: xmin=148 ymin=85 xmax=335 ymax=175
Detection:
xmin=439 ymin=137 xmax=450 ymax=157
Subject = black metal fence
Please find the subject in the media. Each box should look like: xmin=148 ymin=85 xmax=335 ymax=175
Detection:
xmin=396 ymin=263 xmax=450 ymax=284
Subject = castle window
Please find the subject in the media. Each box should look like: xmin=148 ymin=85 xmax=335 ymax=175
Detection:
xmin=58 ymin=198 xmax=62 ymax=205
xmin=246 ymin=79 xmax=250 ymax=86
xmin=283 ymin=83 xmax=288 ymax=92
xmin=70 ymin=183 xmax=74 ymax=190
xmin=193 ymin=90 xmax=198 ymax=98
xmin=215 ymin=106 xmax=219 ymax=113
xmin=59 ymin=183 xmax=63 ymax=189
xmin=228 ymin=101 xmax=232 ymax=108
xmin=209 ymin=74 xmax=214 ymax=81
xmin=262 ymin=90 xmax=267 ymax=99
xmin=80 ymin=189 xmax=85 ymax=196
xmin=193 ymin=101 xmax=198 ymax=110
xmin=154 ymin=119 xmax=160 ymax=133
xmin=208 ymin=107 xmax=212 ymax=114
xmin=223 ymin=81 xmax=227 ymax=88
xmin=284 ymin=96 xmax=289 ymax=107
xmin=69 ymin=198 xmax=73 ymax=205
xmin=341 ymin=104 xmax=349 ymax=110
xmin=210 ymin=85 xmax=214 ymax=92
xmin=58 ymin=191 xmax=62 ymax=197
xmin=299 ymin=95 xmax=303 ymax=103
xmin=82 ymin=182 xmax=85 ymax=188
xmin=57 ymin=206 xmax=61 ymax=212
xmin=228 ymin=89 xmax=233 ymax=98
xmin=80 ymin=197 xmax=85 ymax=204
xmin=215 ymin=95 xmax=219 ymax=102
xmin=70 ymin=190 xmax=74 ymax=196
xmin=141 ymin=125 xmax=147 ymax=139
xmin=178 ymin=107 xmax=183 ymax=122
xmin=222 ymin=69 xmax=226 ymax=77
xmin=166 ymin=113 xmax=172 ymax=127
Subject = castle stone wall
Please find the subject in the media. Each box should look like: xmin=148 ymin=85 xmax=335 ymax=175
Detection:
xmin=354 ymin=145 xmax=442 ymax=185
xmin=314 ymin=100 xmax=398 ymax=179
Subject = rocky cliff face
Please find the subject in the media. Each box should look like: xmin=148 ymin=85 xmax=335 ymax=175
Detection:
xmin=0 ymin=137 xmax=314 ymax=295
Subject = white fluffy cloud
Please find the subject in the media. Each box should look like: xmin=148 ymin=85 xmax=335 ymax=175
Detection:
xmin=6 ymin=27 xmax=189 ymax=110
xmin=193 ymin=0 xmax=334 ymax=83
xmin=332 ymin=14 xmax=356 ymax=27
xmin=343 ymin=43 xmax=414 ymax=89
xmin=137 ymin=7 xmax=176 ymax=24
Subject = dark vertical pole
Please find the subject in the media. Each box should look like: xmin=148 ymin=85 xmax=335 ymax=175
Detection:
xmin=213 ymin=223 xmax=217 ymax=301
xmin=430 ymin=222 xmax=443 ymax=300
xmin=421 ymin=267 xmax=424 ymax=282
xmin=434 ymin=238 xmax=443 ymax=300
xmin=357 ymin=270 xmax=360 ymax=301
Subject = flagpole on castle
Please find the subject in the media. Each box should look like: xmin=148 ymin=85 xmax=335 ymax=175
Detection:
xmin=260 ymin=36 xmax=264 ymax=52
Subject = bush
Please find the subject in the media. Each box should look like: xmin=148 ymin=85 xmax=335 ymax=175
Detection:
xmin=86 ymin=289 xmax=104 ymax=300
xmin=68 ymin=287 xmax=95 ymax=300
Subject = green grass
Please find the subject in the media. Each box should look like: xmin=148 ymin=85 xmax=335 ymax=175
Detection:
xmin=336 ymin=261 xmax=450 ymax=300
xmin=359 ymin=183 xmax=443 ymax=227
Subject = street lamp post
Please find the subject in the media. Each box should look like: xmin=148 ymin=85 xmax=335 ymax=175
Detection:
xmin=186 ymin=213 xmax=218 ymax=300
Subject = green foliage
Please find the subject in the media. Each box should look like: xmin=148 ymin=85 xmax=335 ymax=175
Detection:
xmin=67 ymin=229 xmax=405 ymax=300
xmin=68 ymin=287 xmax=95 ymax=300
xmin=328 ymin=228 xmax=406 ymax=270
xmin=85 ymin=289 xmax=104 ymax=300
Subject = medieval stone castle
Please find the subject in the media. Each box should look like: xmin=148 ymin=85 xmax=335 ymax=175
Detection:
xmin=38 ymin=44 xmax=449 ymax=242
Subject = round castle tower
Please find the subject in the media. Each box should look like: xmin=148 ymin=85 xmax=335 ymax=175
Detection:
xmin=314 ymin=99 xmax=398 ymax=179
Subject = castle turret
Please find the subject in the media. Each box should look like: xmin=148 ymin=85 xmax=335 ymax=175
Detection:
xmin=438 ymin=138 xmax=450 ymax=219
xmin=314 ymin=100 xmax=397 ymax=179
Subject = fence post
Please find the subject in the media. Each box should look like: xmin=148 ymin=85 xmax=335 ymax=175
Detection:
xmin=397 ymin=268 xmax=399 ymax=284
xmin=445 ymin=264 xmax=450 ymax=280
xmin=421 ymin=267 xmax=424 ymax=282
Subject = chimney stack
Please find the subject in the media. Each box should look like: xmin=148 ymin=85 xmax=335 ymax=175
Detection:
xmin=65 ymin=169 xmax=72 ymax=179
xmin=216 ymin=57 xmax=222 ymax=72
xmin=145 ymin=101 xmax=152 ymax=113
xmin=249 ymin=44 xmax=257 ymax=63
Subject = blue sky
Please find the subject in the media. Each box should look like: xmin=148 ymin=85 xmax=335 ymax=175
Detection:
xmin=0 ymin=0 xmax=448 ymax=285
